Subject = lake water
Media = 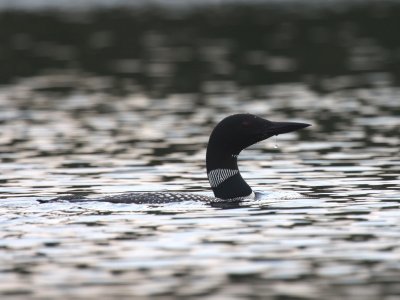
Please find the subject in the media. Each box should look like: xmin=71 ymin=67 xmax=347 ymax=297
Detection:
xmin=1 ymin=2 xmax=400 ymax=299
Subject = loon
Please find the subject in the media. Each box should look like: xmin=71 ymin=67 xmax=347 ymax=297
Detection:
xmin=41 ymin=114 xmax=310 ymax=204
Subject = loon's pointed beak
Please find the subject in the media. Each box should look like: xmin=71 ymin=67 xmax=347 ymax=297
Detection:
xmin=269 ymin=121 xmax=311 ymax=136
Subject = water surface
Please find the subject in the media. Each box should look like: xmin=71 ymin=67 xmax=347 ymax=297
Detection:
xmin=1 ymin=2 xmax=400 ymax=299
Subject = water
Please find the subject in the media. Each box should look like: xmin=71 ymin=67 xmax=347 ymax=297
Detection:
xmin=1 ymin=2 xmax=400 ymax=299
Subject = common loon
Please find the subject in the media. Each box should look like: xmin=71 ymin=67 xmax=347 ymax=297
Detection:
xmin=41 ymin=114 xmax=310 ymax=204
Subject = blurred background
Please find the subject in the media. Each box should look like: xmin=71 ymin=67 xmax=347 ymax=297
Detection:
xmin=1 ymin=0 xmax=399 ymax=94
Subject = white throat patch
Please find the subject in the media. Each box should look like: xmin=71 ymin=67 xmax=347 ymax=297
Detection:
xmin=208 ymin=169 xmax=239 ymax=187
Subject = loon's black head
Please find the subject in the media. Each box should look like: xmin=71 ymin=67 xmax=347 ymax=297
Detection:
xmin=206 ymin=114 xmax=310 ymax=200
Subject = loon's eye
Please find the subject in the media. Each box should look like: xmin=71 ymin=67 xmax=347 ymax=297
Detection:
xmin=241 ymin=120 xmax=254 ymax=128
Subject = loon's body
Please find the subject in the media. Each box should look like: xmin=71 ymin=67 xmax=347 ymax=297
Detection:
xmin=42 ymin=114 xmax=309 ymax=204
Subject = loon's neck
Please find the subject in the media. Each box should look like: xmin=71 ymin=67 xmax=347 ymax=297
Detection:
xmin=206 ymin=147 xmax=252 ymax=200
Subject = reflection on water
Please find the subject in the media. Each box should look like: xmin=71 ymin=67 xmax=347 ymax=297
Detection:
xmin=1 ymin=2 xmax=400 ymax=299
